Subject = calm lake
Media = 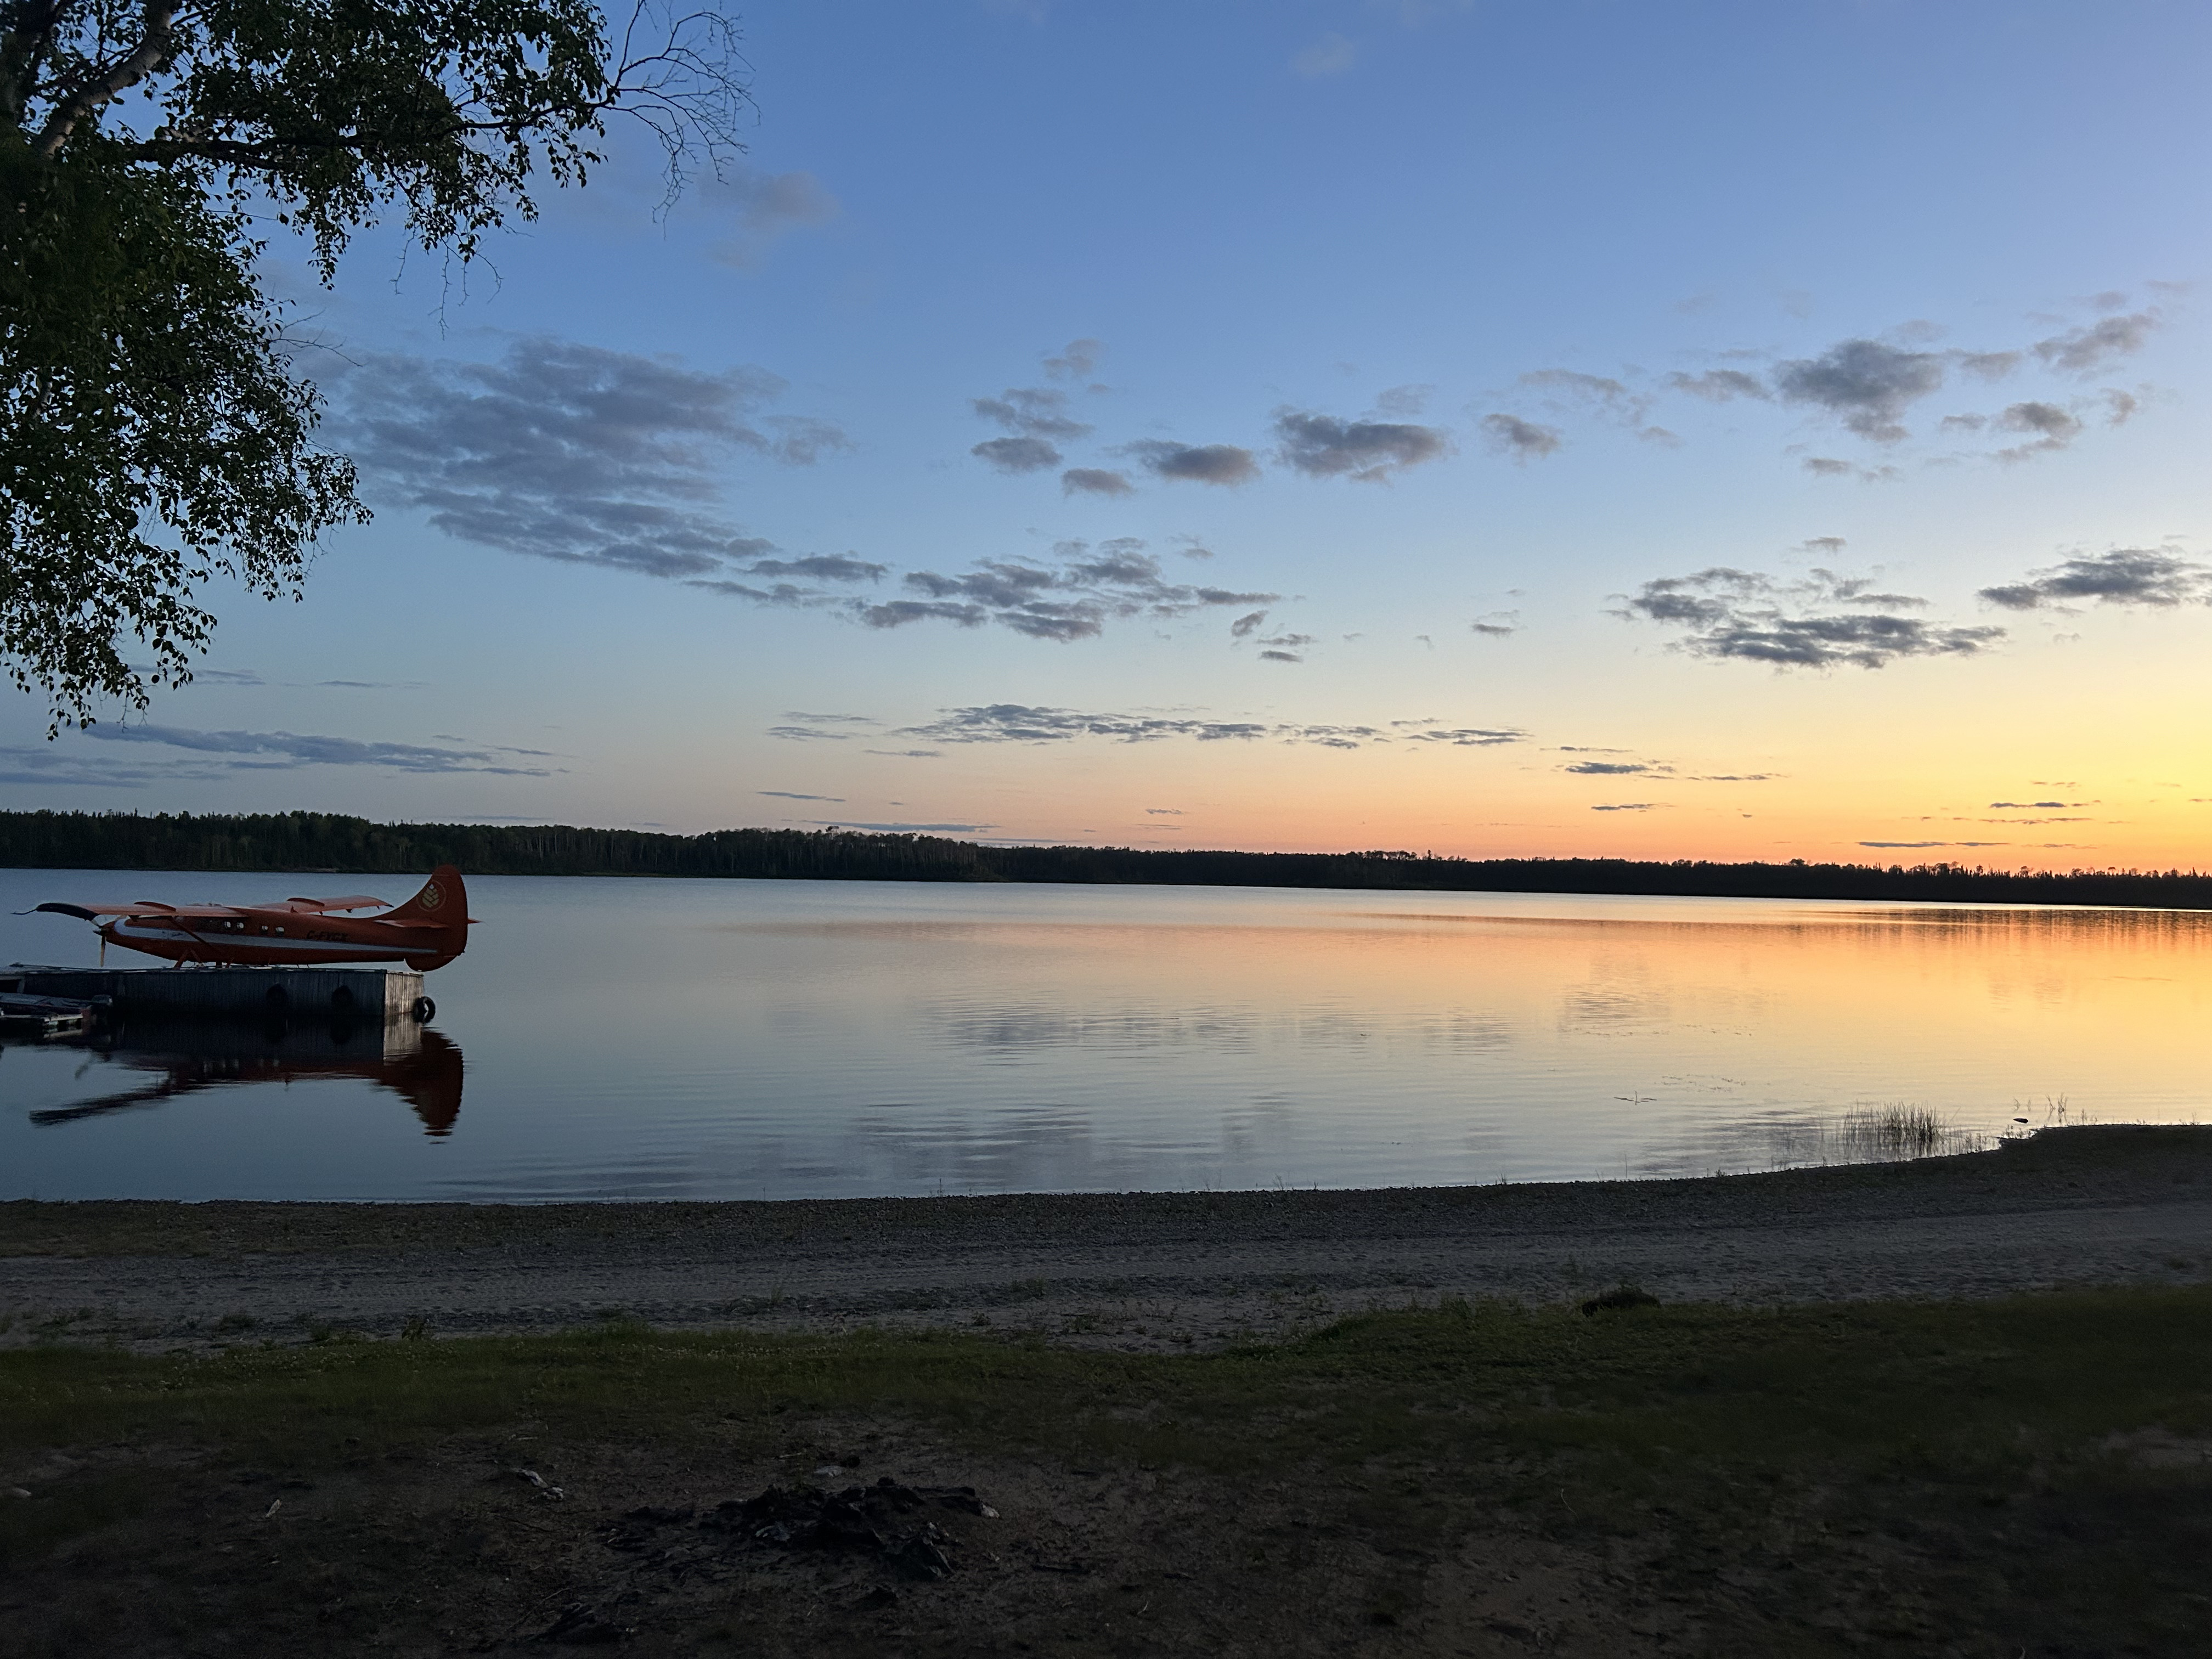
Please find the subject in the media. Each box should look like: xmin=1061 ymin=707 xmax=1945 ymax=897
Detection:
xmin=1 ymin=870 xmax=2206 ymax=1201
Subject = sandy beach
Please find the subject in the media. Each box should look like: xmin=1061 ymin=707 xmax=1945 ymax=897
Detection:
xmin=5 ymin=1124 xmax=2207 ymax=1350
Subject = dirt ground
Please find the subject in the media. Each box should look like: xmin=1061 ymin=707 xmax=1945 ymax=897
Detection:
xmin=4 ymin=1428 xmax=1724 ymax=1656
xmin=3 ymin=1128 xmax=2210 ymax=1656
xmin=7 ymin=1283 xmax=2210 ymax=1657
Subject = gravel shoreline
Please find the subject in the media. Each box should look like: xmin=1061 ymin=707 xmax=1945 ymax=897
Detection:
xmin=3 ymin=1125 xmax=2207 ymax=1352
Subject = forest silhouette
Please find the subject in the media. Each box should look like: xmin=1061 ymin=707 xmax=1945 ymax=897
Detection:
xmin=1 ymin=810 xmax=2204 ymax=909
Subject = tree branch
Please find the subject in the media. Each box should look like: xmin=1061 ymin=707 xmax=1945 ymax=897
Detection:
xmin=2 ymin=2 xmax=67 ymax=129
xmin=32 ymin=0 xmax=177 ymax=159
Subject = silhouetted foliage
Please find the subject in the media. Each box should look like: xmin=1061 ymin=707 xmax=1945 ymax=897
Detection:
xmin=3 ymin=1 xmax=749 ymax=727
xmin=1 ymin=810 xmax=2207 ymax=909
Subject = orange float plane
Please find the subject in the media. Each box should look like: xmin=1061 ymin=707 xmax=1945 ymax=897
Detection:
xmin=33 ymin=866 xmax=475 ymax=970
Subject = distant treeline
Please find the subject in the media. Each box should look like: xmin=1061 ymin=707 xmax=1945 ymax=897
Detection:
xmin=1 ymin=810 xmax=2207 ymax=909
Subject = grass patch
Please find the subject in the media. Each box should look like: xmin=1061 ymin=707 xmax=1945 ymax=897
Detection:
xmin=2 ymin=1287 xmax=2208 ymax=1653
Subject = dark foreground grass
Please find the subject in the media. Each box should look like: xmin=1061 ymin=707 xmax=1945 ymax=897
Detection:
xmin=3 ymin=1286 xmax=2209 ymax=1655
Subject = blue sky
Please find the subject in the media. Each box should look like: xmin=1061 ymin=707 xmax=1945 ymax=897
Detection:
xmin=9 ymin=1 xmax=2211 ymax=865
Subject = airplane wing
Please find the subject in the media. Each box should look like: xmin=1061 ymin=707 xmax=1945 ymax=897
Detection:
xmin=32 ymin=901 xmax=184 ymax=921
xmin=280 ymin=895 xmax=391 ymax=913
xmin=35 ymin=901 xmax=259 ymax=923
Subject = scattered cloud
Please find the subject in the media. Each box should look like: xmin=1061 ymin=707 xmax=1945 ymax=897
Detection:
xmin=899 ymin=706 xmax=1272 ymax=745
xmin=1989 ymin=800 xmax=2083 ymax=809
xmin=1618 ymin=567 xmax=2005 ymax=669
xmin=0 ymin=744 xmax=221 ymax=788
xmin=1272 ymin=409 xmax=1452 ymax=482
xmin=1121 ymin=439 xmax=1262 ymax=486
xmin=1590 ymin=803 xmax=1658 ymax=812
xmin=1061 ymin=467 xmax=1133 ymax=496
xmin=685 ymin=564 xmax=882 ymax=607
xmin=1802 ymin=456 xmax=1900 ymax=482
xmin=80 ymin=723 xmax=555 ymax=775
xmin=1979 ymin=548 xmax=2212 ymax=611
xmin=747 ymin=554 xmax=887 ymax=583
xmin=1565 ymin=760 xmax=1655 ymax=775
xmin=1288 ymin=724 xmax=1388 ymax=748
xmin=973 ymin=386 xmax=1092 ymax=441
xmin=1291 ymin=32 xmax=1358 ymax=76
xmin=867 ymin=705 xmax=1524 ymax=751
xmin=1259 ymin=649 xmax=1302 ymax=663
xmin=1861 ymin=840 xmax=1951 ymax=849
xmin=967 ymin=346 xmax=1109 ymax=476
xmin=1470 ymin=612 xmax=1520 ymax=638
xmin=2033 ymin=310 xmax=2159 ymax=375
xmin=699 ymin=167 xmax=840 ymax=268
xmin=861 ymin=539 xmax=1276 ymax=641
xmin=155 ymin=666 xmax=428 ymax=692
xmin=1042 ymin=338 xmax=1103 ymax=381
xmin=1479 ymin=413 xmax=1562 ymax=461
xmin=1774 ymin=338 xmax=1946 ymax=442
xmin=1391 ymin=724 xmax=1528 ymax=746
xmin=1520 ymin=368 xmax=1647 ymax=421
xmin=1146 ymin=807 xmax=1185 ymax=816
xmin=971 ymin=435 xmax=1063 ymax=473
xmin=1230 ymin=611 xmax=1269 ymax=639
xmin=759 ymin=790 xmax=844 ymax=802
xmin=1435 ymin=297 xmax=2165 ymax=476
xmin=1513 ymin=369 xmax=1688 ymax=448
xmin=338 ymin=337 xmax=847 ymax=580
xmin=1991 ymin=400 xmax=2084 ymax=463
xmin=1521 ymin=368 xmax=1633 ymax=403
xmin=1373 ymin=383 xmax=1436 ymax=416
xmin=1664 ymin=369 xmax=1771 ymax=403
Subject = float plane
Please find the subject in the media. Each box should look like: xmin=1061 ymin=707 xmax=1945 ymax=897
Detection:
xmin=32 ymin=866 xmax=475 ymax=970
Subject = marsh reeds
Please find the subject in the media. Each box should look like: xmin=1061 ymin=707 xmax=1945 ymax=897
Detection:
xmin=1752 ymin=1101 xmax=1987 ymax=1170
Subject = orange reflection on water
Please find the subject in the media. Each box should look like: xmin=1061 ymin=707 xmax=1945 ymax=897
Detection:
xmin=848 ymin=895 xmax=2212 ymax=1153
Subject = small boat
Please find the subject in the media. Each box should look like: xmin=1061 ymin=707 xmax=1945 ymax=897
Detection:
xmin=32 ymin=866 xmax=475 ymax=971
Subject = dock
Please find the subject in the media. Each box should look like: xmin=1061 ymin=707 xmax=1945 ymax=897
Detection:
xmin=0 ymin=964 xmax=433 ymax=1024
xmin=0 ymin=992 xmax=94 ymax=1037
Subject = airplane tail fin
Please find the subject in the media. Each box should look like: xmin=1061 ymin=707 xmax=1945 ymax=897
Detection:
xmin=386 ymin=866 xmax=469 ymax=934
xmin=390 ymin=866 xmax=470 ymax=970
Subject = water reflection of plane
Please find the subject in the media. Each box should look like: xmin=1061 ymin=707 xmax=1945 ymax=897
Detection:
xmin=24 ymin=1021 xmax=465 ymax=1136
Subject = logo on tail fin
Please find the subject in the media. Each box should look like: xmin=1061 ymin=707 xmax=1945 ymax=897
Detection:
xmin=416 ymin=882 xmax=445 ymax=913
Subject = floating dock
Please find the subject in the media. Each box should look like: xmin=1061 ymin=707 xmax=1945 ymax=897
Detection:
xmin=0 ymin=992 xmax=94 ymax=1037
xmin=0 ymin=964 xmax=432 ymax=1024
